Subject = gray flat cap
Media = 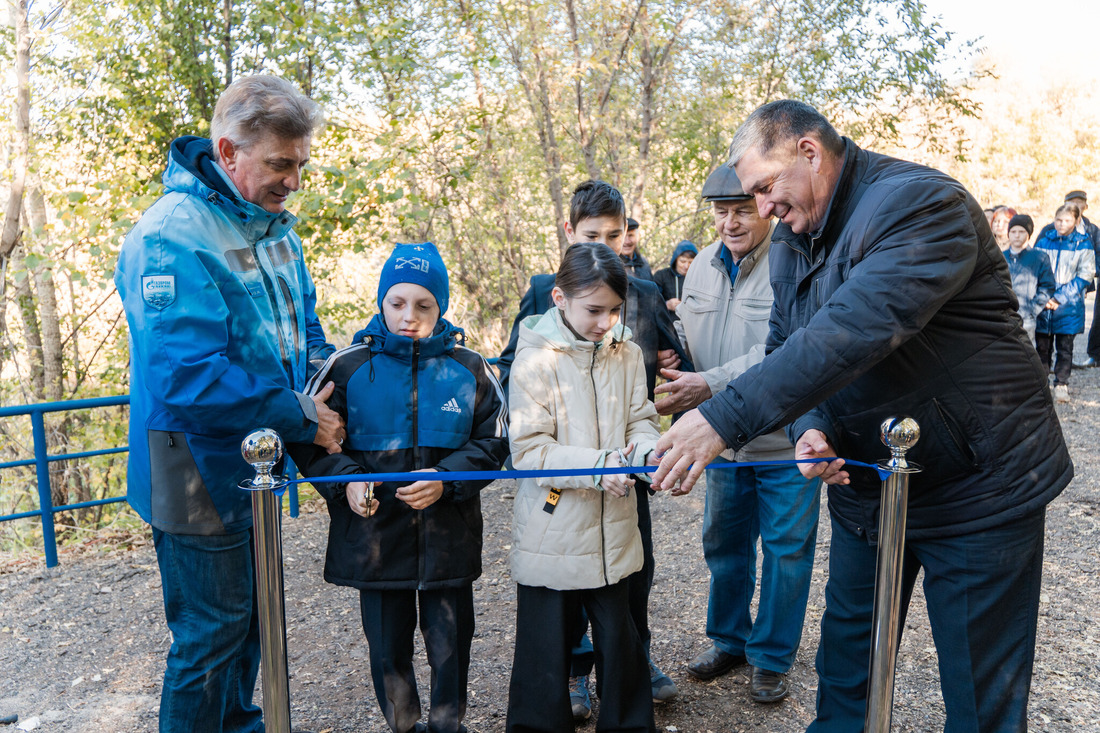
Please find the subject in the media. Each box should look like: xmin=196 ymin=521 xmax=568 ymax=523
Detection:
xmin=701 ymin=164 xmax=751 ymax=202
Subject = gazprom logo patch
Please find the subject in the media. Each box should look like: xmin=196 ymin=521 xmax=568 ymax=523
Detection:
xmin=142 ymin=275 xmax=176 ymax=310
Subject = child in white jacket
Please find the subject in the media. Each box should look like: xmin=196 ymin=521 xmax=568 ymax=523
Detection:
xmin=505 ymin=242 xmax=661 ymax=733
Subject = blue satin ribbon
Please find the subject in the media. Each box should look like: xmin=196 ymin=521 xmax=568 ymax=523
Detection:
xmin=282 ymin=456 xmax=892 ymax=486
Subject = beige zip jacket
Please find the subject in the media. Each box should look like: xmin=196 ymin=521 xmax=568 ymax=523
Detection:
xmin=675 ymin=231 xmax=794 ymax=461
xmin=508 ymin=308 xmax=660 ymax=591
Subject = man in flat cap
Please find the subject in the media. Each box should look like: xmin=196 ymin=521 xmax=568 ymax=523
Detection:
xmin=654 ymin=164 xmax=821 ymax=703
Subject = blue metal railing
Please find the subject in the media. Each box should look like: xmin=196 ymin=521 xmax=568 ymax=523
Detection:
xmin=0 ymin=359 xmax=499 ymax=569
xmin=0 ymin=396 xmax=131 ymax=568
xmin=0 ymin=395 xmax=311 ymax=568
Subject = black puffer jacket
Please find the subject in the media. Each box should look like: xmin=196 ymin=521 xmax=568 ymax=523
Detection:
xmin=699 ymin=140 xmax=1073 ymax=541
xmin=290 ymin=316 xmax=509 ymax=590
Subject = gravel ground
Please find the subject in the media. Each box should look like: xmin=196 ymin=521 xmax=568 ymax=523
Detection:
xmin=2 ymin=319 xmax=1099 ymax=732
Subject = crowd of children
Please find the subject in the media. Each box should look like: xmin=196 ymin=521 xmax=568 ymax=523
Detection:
xmin=988 ymin=191 xmax=1099 ymax=403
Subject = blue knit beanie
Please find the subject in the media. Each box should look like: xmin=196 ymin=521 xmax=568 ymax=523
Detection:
xmin=376 ymin=242 xmax=449 ymax=315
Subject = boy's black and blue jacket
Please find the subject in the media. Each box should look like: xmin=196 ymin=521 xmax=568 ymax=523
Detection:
xmin=289 ymin=314 xmax=509 ymax=590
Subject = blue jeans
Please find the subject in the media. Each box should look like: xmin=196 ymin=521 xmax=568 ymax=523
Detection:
xmin=703 ymin=464 xmax=821 ymax=673
xmin=154 ymin=528 xmax=263 ymax=733
xmin=810 ymin=510 xmax=1046 ymax=733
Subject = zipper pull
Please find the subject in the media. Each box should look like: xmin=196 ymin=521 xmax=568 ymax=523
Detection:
xmin=168 ymin=433 xmax=175 ymax=447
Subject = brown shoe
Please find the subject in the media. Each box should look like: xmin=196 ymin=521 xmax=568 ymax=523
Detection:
xmin=686 ymin=645 xmax=747 ymax=680
xmin=749 ymin=666 xmax=789 ymax=703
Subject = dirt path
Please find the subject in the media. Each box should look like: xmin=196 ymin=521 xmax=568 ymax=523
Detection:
xmin=2 ymin=345 xmax=1099 ymax=732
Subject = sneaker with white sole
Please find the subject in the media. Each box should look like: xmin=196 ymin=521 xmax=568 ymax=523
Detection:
xmin=650 ymin=659 xmax=678 ymax=702
xmin=569 ymin=674 xmax=592 ymax=721
xmin=1054 ymin=384 xmax=1070 ymax=403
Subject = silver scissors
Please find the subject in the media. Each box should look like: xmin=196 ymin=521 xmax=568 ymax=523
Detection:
xmin=616 ymin=444 xmax=636 ymax=496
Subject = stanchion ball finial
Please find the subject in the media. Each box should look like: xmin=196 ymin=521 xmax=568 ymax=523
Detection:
xmin=241 ymin=428 xmax=283 ymax=489
xmin=880 ymin=416 xmax=919 ymax=453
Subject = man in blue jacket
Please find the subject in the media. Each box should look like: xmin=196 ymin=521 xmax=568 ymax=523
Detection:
xmin=115 ymin=75 xmax=344 ymax=733
xmin=653 ymin=100 xmax=1072 ymax=732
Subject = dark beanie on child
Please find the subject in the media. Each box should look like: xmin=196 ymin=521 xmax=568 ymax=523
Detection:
xmin=1008 ymin=214 xmax=1034 ymax=238
xmin=376 ymin=242 xmax=450 ymax=315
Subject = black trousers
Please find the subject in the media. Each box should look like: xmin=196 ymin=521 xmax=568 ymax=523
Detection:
xmin=809 ymin=511 xmax=1046 ymax=733
xmin=569 ymin=486 xmax=654 ymax=677
xmin=1035 ymin=332 xmax=1076 ymax=385
xmin=359 ymin=586 xmax=475 ymax=733
xmin=507 ymin=581 xmax=656 ymax=733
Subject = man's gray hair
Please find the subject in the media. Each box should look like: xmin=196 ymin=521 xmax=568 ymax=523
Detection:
xmin=727 ymin=100 xmax=844 ymax=168
xmin=210 ymin=75 xmax=323 ymax=158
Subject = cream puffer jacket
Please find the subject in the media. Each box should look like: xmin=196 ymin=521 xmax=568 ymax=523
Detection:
xmin=508 ymin=308 xmax=660 ymax=591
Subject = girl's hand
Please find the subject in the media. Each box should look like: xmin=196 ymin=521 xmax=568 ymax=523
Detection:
xmin=602 ymin=445 xmax=636 ymax=497
xmin=347 ymin=481 xmax=379 ymax=518
xmin=1045 ymin=298 xmax=1059 ymax=310
xmin=396 ymin=469 xmax=444 ymax=509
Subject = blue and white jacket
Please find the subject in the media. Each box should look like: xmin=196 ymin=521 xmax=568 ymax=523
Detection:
xmin=115 ymin=136 xmax=333 ymax=535
xmin=1003 ymin=246 xmax=1055 ymax=335
xmin=290 ymin=315 xmax=509 ymax=590
xmin=1035 ymin=228 xmax=1096 ymax=335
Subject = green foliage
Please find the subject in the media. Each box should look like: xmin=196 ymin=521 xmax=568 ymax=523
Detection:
xmin=0 ymin=0 xmax=979 ymax=554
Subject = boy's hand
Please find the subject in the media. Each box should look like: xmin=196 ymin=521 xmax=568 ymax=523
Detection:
xmin=347 ymin=481 xmax=379 ymax=518
xmin=312 ymin=381 xmax=347 ymax=454
xmin=656 ymin=348 xmax=681 ymax=371
xmin=601 ymin=445 xmax=636 ymax=497
xmin=396 ymin=469 xmax=444 ymax=510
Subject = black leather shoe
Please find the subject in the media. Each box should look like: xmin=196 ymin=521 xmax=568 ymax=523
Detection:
xmin=749 ymin=666 xmax=789 ymax=703
xmin=686 ymin=645 xmax=747 ymax=680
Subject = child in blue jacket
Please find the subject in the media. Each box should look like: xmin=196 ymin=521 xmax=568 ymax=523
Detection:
xmin=1035 ymin=204 xmax=1096 ymax=401
xmin=291 ymin=242 xmax=509 ymax=733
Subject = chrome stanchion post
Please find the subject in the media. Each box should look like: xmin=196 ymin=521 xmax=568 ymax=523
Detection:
xmin=865 ymin=416 xmax=922 ymax=733
xmin=240 ymin=428 xmax=292 ymax=733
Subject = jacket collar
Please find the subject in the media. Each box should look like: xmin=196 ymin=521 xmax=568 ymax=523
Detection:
xmin=808 ymin=138 xmax=863 ymax=243
xmin=354 ymin=313 xmax=464 ymax=359
xmin=522 ymin=306 xmax=631 ymax=353
xmin=164 ymin=136 xmax=298 ymax=242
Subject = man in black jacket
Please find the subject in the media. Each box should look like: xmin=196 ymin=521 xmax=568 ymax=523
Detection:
xmin=653 ymin=100 xmax=1072 ymax=732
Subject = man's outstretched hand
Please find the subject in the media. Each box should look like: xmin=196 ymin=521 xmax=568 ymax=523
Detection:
xmin=651 ymin=409 xmax=726 ymax=495
xmin=794 ymin=429 xmax=849 ymax=485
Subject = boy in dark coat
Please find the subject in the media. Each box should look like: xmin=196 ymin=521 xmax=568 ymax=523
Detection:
xmin=652 ymin=239 xmax=699 ymax=319
xmin=292 ymin=242 xmax=509 ymax=733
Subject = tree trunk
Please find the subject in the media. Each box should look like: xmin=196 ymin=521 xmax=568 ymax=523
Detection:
xmin=455 ymin=0 xmax=525 ymax=298
xmin=25 ymin=182 xmax=64 ymax=403
xmin=565 ymin=0 xmax=599 ymax=180
xmin=1 ymin=0 xmax=31 ymax=297
xmin=222 ymin=0 xmax=233 ymax=85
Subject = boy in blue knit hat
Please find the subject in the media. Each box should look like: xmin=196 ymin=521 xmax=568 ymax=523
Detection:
xmin=291 ymin=242 xmax=509 ymax=733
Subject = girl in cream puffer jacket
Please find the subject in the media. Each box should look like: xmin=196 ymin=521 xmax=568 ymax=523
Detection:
xmin=509 ymin=306 xmax=660 ymax=589
xmin=505 ymin=243 xmax=660 ymax=733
